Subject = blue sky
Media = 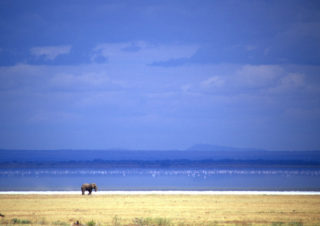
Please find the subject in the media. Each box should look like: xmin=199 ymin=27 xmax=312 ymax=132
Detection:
xmin=0 ymin=0 xmax=320 ymax=150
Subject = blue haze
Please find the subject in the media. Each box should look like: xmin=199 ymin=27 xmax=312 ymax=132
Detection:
xmin=1 ymin=148 xmax=320 ymax=191
xmin=1 ymin=168 xmax=320 ymax=191
xmin=0 ymin=1 xmax=320 ymax=150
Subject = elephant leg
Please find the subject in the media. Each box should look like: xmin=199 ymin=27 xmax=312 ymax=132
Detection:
xmin=82 ymin=190 xmax=84 ymax=195
xmin=88 ymin=189 xmax=92 ymax=195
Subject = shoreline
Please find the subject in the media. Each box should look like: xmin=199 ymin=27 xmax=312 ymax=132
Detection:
xmin=1 ymin=190 xmax=320 ymax=195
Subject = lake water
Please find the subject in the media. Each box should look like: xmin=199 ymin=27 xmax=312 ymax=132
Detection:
xmin=1 ymin=167 xmax=320 ymax=191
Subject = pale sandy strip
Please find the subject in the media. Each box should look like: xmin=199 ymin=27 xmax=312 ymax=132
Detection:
xmin=0 ymin=191 xmax=320 ymax=195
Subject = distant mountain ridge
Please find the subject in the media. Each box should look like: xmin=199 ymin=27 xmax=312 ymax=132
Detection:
xmin=187 ymin=144 xmax=265 ymax=152
xmin=0 ymin=144 xmax=320 ymax=163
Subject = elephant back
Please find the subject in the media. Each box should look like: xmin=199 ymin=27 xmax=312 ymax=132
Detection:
xmin=81 ymin=183 xmax=90 ymax=188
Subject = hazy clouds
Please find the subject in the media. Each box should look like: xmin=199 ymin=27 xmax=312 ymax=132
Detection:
xmin=0 ymin=1 xmax=320 ymax=150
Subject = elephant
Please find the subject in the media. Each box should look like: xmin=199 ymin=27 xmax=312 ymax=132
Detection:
xmin=81 ymin=183 xmax=97 ymax=195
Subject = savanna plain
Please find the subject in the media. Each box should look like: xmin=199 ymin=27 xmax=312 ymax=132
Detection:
xmin=0 ymin=194 xmax=320 ymax=226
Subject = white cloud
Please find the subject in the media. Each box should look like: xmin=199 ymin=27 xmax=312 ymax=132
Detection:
xmin=181 ymin=84 xmax=191 ymax=92
xmin=280 ymin=73 xmax=304 ymax=88
xmin=51 ymin=72 xmax=109 ymax=87
xmin=202 ymin=76 xmax=224 ymax=87
xmin=266 ymin=72 xmax=306 ymax=94
xmin=1 ymin=61 xmax=320 ymax=131
xmin=196 ymin=65 xmax=314 ymax=104
xmin=198 ymin=65 xmax=284 ymax=95
xmin=30 ymin=45 xmax=72 ymax=60
xmin=235 ymin=65 xmax=283 ymax=88
xmin=93 ymin=42 xmax=198 ymax=65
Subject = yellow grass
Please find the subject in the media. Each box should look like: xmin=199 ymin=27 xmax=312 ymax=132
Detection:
xmin=0 ymin=194 xmax=320 ymax=225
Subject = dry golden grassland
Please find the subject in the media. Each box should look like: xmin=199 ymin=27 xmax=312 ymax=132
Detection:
xmin=0 ymin=194 xmax=320 ymax=225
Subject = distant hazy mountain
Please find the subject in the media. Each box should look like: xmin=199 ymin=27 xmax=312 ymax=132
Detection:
xmin=186 ymin=144 xmax=264 ymax=152
xmin=0 ymin=147 xmax=320 ymax=163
